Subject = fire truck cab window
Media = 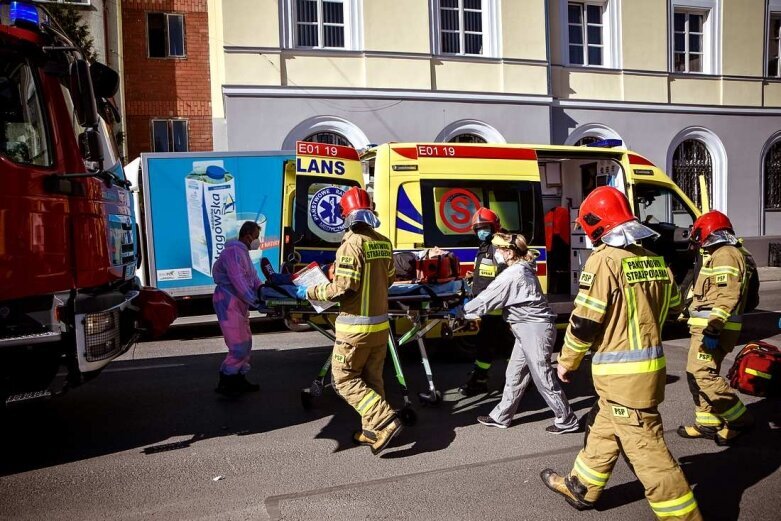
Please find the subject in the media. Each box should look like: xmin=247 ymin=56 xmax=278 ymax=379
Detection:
xmin=420 ymin=180 xmax=543 ymax=248
xmin=0 ymin=58 xmax=52 ymax=167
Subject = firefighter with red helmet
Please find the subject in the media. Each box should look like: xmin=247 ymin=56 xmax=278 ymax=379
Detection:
xmin=541 ymin=187 xmax=701 ymax=520
xmin=677 ymin=210 xmax=754 ymax=445
xmin=459 ymin=207 xmax=515 ymax=396
xmin=295 ymin=187 xmax=402 ymax=455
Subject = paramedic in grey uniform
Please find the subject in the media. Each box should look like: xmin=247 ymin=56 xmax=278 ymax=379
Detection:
xmin=464 ymin=233 xmax=579 ymax=433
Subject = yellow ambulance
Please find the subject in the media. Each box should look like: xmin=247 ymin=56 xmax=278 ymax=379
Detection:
xmin=282 ymin=140 xmax=701 ymax=320
xmin=361 ymin=141 xmax=701 ymax=305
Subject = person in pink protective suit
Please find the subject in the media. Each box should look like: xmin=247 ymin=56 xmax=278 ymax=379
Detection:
xmin=212 ymin=221 xmax=263 ymax=395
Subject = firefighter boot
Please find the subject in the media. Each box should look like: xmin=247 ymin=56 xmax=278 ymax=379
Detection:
xmin=677 ymin=424 xmax=718 ymax=440
xmin=459 ymin=367 xmax=489 ymax=396
xmin=353 ymin=430 xmax=377 ymax=446
xmin=540 ymin=469 xmax=594 ymax=511
xmin=715 ymin=413 xmax=755 ymax=446
xmin=371 ymin=417 xmax=403 ymax=456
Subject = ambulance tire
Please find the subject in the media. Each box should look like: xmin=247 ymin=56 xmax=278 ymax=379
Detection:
xmin=284 ymin=319 xmax=311 ymax=332
xmin=398 ymin=406 xmax=417 ymax=426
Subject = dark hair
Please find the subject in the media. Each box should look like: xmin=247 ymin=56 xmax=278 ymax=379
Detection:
xmin=239 ymin=221 xmax=260 ymax=239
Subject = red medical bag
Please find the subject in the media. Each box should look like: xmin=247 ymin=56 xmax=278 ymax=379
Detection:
xmin=416 ymin=248 xmax=461 ymax=284
xmin=727 ymin=341 xmax=781 ymax=397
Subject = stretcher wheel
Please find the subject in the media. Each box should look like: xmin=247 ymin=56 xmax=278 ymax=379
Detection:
xmin=418 ymin=390 xmax=442 ymax=406
xmin=310 ymin=379 xmax=324 ymax=397
xmin=300 ymin=389 xmax=314 ymax=409
xmin=398 ymin=406 xmax=417 ymax=426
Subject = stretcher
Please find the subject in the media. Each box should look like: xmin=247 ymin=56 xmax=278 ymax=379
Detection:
xmin=259 ymin=280 xmax=471 ymax=425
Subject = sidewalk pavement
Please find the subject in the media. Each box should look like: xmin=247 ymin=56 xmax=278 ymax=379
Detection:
xmin=758 ymin=266 xmax=781 ymax=282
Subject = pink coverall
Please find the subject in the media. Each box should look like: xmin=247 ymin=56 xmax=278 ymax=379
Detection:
xmin=212 ymin=240 xmax=262 ymax=375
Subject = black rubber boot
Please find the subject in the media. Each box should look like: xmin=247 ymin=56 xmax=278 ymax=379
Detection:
xmin=459 ymin=368 xmax=489 ymax=396
xmin=215 ymin=373 xmax=238 ymax=396
xmin=234 ymin=374 xmax=260 ymax=393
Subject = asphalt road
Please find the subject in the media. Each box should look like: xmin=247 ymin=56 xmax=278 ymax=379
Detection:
xmin=1 ymin=284 xmax=780 ymax=520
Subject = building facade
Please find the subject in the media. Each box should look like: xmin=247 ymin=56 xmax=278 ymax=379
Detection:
xmin=120 ymin=0 xmax=213 ymax=160
xmin=205 ymin=0 xmax=780 ymax=252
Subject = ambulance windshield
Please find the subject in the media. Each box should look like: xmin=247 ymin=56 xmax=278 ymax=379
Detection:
xmin=420 ymin=180 xmax=543 ymax=248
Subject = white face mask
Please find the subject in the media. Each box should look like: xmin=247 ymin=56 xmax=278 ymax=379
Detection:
xmin=249 ymin=238 xmax=261 ymax=250
xmin=493 ymin=250 xmax=507 ymax=266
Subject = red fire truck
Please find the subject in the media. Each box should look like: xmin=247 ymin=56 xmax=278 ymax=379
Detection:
xmin=0 ymin=1 xmax=176 ymax=405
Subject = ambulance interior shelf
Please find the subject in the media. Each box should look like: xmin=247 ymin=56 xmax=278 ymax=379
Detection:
xmin=258 ymin=278 xmax=471 ymax=424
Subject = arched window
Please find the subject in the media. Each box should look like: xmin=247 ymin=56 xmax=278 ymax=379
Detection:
xmin=574 ymin=136 xmax=601 ymax=146
xmin=672 ymin=139 xmax=712 ymax=211
xmin=302 ymin=131 xmax=352 ymax=146
xmin=765 ymin=141 xmax=781 ymax=210
xmin=448 ymin=133 xmax=487 ymax=144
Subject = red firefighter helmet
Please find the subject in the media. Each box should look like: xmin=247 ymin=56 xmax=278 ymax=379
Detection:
xmin=471 ymin=207 xmax=501 ymax=233
xmin=340 ymin=186 xmax=372 ymax=218
xmin=690 ymin=210 xmax=734 ymax=247
xmin=576 ymin=186 xmax=635 ymax=242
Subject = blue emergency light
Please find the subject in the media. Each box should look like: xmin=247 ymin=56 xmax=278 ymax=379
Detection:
xmin=585 ymin=139 xmax=623 ymax=148
xmin=9 ymin=1 xmax=40 ymax=28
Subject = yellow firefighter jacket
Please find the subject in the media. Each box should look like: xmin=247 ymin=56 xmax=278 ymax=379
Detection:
xmin=687 ymin=244 xmax=747 ymax=335
xmin=559 ymin=244 xmax=683 ymax=409
xmin=307 ymin=226 xmax=395 ymax=335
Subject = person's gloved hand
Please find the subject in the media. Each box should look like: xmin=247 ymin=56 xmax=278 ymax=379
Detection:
xmin=294 ymin=285 xmax=309 ymax=300
xmin=702 ymin=333 xmax=720 ymax=351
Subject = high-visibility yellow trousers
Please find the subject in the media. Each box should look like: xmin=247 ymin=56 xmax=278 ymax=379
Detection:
xmin=332 ymin=327 xmax=396 ymax=433
xmin=686 ymin=329 xmax=749 ymax=429
xmin=570 ymin=398 xmax=701 ymax=520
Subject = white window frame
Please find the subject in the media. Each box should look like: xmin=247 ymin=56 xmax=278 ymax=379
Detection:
xmin=559 ymin=0 xmax=620 ymax=68
xmin=281 ymin=116 xmax=369 ymax=150
xmin=666 ymin=127 xmax=727 ymax=213
xmin=151 ymin=119 xmax=189 ymax=153
xmin=435 ymin=119 xmax=506 ymax=143
xmin=281 ymin=0 xmax=363 ymax=50
xmin=669 ymin=0 xmax=721 ymax=75
xmin=767 ymin=1 xmax=781 ymax=78
xmin=146 ymin=12 xmax=186 ymax=59
xmin=431 ymin=0 xmax=501 ymax=58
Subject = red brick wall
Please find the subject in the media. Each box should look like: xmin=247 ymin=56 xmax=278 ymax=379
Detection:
xmin=121 ymin=0 xmax=212 ymax=159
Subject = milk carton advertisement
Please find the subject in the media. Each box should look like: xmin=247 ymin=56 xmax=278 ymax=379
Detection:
xmin=141 ymin=152 xmax=289 ymax=297
xmin=185 ymin=163 xmax=237 ymax=276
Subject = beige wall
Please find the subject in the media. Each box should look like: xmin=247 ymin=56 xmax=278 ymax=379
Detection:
xmin=621 ymin=0 xmax=667 ymax=72
xmin=722 ymin=0 xmax=765 ymax=77
xmin=221 ymin=0 xmax=279 ymax=48
xmin=363 ymin=0 xmax=430 ymax=53
xmin=502 ymin=0 xmax=547 ymax=60
xmin=214 ymin=0 xmax=775 ymax=108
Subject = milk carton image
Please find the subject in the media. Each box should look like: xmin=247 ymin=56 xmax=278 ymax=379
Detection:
xmin=185 ymin=164 xmax=236 ymax=276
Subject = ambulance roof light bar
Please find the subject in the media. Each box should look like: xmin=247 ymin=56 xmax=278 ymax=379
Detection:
xmin=584 ymin=139 xmax=623 ymax=148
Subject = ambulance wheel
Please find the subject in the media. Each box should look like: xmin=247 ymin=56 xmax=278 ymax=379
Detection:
xmin=300 ymin=389 xmax=314 ymax=409
xmin=398 ymin=407 xmax=417 ymax=426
